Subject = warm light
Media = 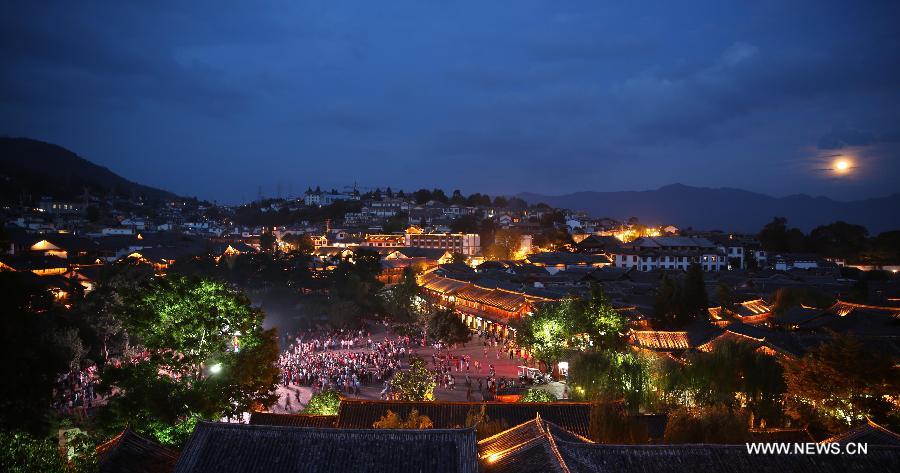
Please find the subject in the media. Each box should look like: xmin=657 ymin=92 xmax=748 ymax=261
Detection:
xmin=834 ymin=159 xmax=852 ymax=174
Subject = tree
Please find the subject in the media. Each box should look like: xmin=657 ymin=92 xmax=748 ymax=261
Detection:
xmin=781 ymin=334 xmax=899 ymax=432
xmin=450 ymin=189 xmax=466 ymax=205
xmin=98 ymin=276 xmax=279 ymax=447
xmin=426 ymin=307 xmax=472 ymax=345
xmin=568 ymin=351 xmax=656 ymax=413
xmin=680 ymin=263 xmax=708 ymax=322
xmin=412 ymin=189 xmax=432 ymax=205
xmin=381 ymin=267 xmax=421 ymax=325
xmin=0 ymin=273 xmax=73 ymax=435
xmin=464 ymin=405 xmax=509 ymax=439
xmin=259 ymin=229 xmax=276 ymax=252
xmin=373 ymin=409 xmax=433 ymax=429
xmin=519 ymin=389 xmax=557 ymax=402
xmin=0 ymin=430 xmax=97 ymax=473
xmin=758 ymin=217 xmax=805 ymax=252
xmin=806 ymin=221 xmax=868 ymax=259
xmin=303 ymin=390 xmax=342 ymax=415
xmin=449 ymin=214 xmax=479 ymax=234
xmin=493 ymin=196 xmax=508 ymax=208
xmin=390 ymin=357 xmax=436 ymax=401
xmin=485 ymin=229 xmax=522 ymax=260
xmin=511 ymin=303 xmax=570 ymax=371
xmin=588 ymin=403 xmax=649 ymax=444
xmin=283 ymin=233 xmax=315 ymax=254
xmin=663 ymin=405 xmax=750 ymax=443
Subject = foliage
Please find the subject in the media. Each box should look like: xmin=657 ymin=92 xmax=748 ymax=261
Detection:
xmin=373 ymin=409 xmax=433 ymax=429
xmin=519 ymin=389 xmax=558 ymax=403
xmin=449 ymin=215 xmax=480 ymax=234
xmin=0 ymin=273 xmax=73 ymax=435
xmin=771 ymin=286 xmax=835 ymax=315
xmin=464 ymin=405 xmax=509 ymax=439
xmin=390 ymin=357 xmax=436 ymax=401
xmin=426 ymin=307 xmax=472 ymax=345
xmin=781 ymin=334 xmax=899 ymax=432
xmin=381 ymin=267 xmax=421 ymax=325
xmin=568 ymin=351 xmax=656 ymax=413
xmin=303 ymin=390 xmax=342 ymax=415
xmin=513 ymin=287 xmax=626 ymax=367
xmin=511 ymin=302 xmax=570 ymax=368
xmin=485 ymin=229 xmax=522 ymax=260
xmin=281 ymin=233 xmax=315 ymax=254
xmin=653 ymin=266 xmax=708 ymax=328
xmin=758 ymin=217 xmax=806 ymax=252
xmin=806 ymin=221 xmax=868 ymax=259
xmin=0 ymin=430 xmax=97 ymax=473
xmin=588 ymin=403 xmax=649 ymax=444
xmin=671 ymin=340 xmax=785 ymax=425
xmin=663 ymin=405 xmax=750 ymax=443
xmin=98 ymin=276 xmax=279 ymax=448
xmin=329 ymin=248 xmax=384 ymax=320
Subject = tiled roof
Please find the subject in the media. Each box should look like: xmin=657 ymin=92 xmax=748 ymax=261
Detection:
xmin=455 ymin=285 xmax=527 ymax=313
xmin=748 ymin=428 xmax=815 ymax=443
xmin=336 ymin=400 xmax=592 ymax=438
xmin=478 ymin=415 xmax=591 ymax=462
xmin=97 ymin=428 xmax=179 ymax=473
xmin=421 ymin=274 xmax=470 ymax=294
xmin=249 ymin=412 xmax=337 ymax=428
xmin=174 ymin=422 xmax=477 ymax=473
xmin=820 ymin=420 xmax=900 ymax=446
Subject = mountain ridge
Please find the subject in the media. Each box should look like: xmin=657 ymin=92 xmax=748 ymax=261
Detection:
xmin=517 ymin=185 xmax=900 ymax=233
xmin=0 ymin=137 xmax=177 ymax=202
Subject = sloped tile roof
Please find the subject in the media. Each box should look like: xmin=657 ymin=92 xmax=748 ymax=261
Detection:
xmin=249 ymin=412 xmax=338 ymax=428
xmin=97 ymin=428 xmax=179 ymax=473
xmin=174 ymin=422 xmax=477 ymax=473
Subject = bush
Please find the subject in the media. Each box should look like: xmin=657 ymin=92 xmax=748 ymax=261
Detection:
xmin=663 ymin=405 xmax=750 ymax=443
xmin=303 ymin=390 xmax=342 ymax=415
xmin=519 ymin=389 xmax=558 ymax=403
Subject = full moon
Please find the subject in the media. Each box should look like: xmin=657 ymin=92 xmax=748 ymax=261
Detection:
xmin=834 ymin=159 xmax=851 ymax=173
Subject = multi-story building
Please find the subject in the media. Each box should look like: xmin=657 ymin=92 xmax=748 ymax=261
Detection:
xmin=405 ymin=232 xmax=480 ymax=256
xmin=303 ymin=189 xmax=360 ymax=207
xmin=612 ymin=236 xmax=727 ymax=272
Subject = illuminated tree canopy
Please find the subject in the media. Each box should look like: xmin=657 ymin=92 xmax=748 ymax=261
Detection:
xmin=390 ymin=357 xmax=436 ymax=401
xmin=99 ymin=276 xmax=279 ymax=447
xmin=303 ymin=390 xmax=342 ymax=415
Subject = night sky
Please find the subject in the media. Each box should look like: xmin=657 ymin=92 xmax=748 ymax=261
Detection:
xmin=2 ymin=1 xmax=899 ymax=203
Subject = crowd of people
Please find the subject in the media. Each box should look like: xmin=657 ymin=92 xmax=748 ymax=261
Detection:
xmin=53 ymin=365 xmax=100 ymax=417
xmin=277 ymin=329 xmax=416 ymax=395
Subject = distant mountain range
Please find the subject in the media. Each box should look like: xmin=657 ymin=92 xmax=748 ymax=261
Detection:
xmin=518 ymin=184 xmax=900 ymax=233
xmin=0 ymin=137 xmax=176 ymax=202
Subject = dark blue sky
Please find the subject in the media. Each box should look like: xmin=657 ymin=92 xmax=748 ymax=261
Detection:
xmin=2 ymin=1 xmax=899 ymax=203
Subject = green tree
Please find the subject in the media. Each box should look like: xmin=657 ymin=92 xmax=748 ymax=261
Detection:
xmin=426 ymin=307 xmax=472 ymax=345
xmin=519 ymin=389 xmax=558 ymax=403
xmin=663 ymin=405 xmax=750 ymax=443
xmin=373 ymin=409 xmax=433 ymax=429
xmin=781 ymin=334 xmax=899 ymax=432
xmin=390 ymin=357 xmax=436 ymax=401
xmin=98 ymin=276 xmax=279 ymax=447
xmin=303 ymin=390 xmax=342 ymax=415
xmin=568 ymin=351 xmax=656 ymax=413
xmin=0 ymin=430 xmax=97 ymax=473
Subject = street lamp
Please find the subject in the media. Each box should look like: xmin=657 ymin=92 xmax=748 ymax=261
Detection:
xmin=209 ymin=363 xmax=223 ymax=375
